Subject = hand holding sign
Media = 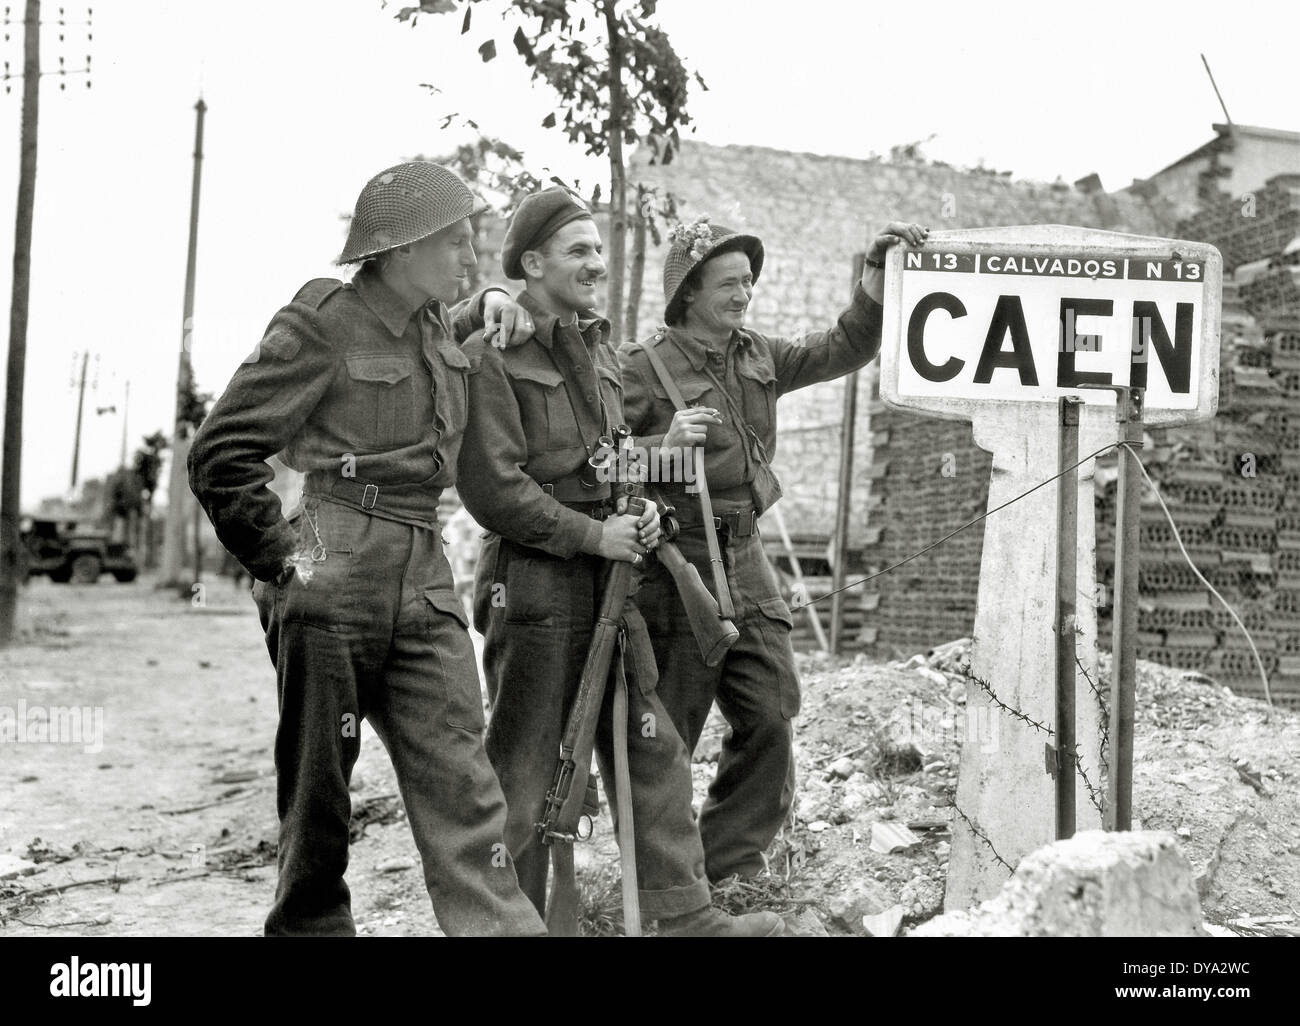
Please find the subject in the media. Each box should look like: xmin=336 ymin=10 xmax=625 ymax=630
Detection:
xmin=868 ymin=221 xmax=930 ymax=262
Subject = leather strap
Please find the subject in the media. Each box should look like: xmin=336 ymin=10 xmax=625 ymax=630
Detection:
xmin=611 ymin=633 xmax=641 ymax=936
xmin=540 ymin=468 xmax=612 ymax=504
xmin=674 ymin=503 xmax=760 ymax=539
xmin=548 ymin=322 xmax=610 ymax=462
xmin=643 ymin=340 xmax=736 ymax=620
xmin=302 ymin=471 xmax=438 ymax=525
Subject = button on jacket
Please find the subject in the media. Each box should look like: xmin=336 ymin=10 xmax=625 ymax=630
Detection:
xmin=189 ymin=265 xmax=488 ymax=581
xmin=456 ymin=290 xmax=623 ymax=558
xmin=458 ymin=290 xmax=715 ymax=921
xmin=619 ymin=282 xmax=884 ymax=502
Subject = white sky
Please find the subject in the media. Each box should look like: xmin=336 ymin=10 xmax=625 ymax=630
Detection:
xmin=0 ymin=0 xmax=1296 ymax=508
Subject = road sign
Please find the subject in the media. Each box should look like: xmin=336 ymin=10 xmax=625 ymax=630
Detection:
xmin=880 ymin=225 xmax=1222 ymax=426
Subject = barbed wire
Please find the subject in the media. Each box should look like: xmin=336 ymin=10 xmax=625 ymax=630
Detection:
xmin=952 ymin=804 xmax=1014 ymax=876
xmin=804 ymin=443 xmax=1119 ymax=608
xmin=1077 ymin=653 xmax=1110 ymax=766
xmin=960 ymin=663 xmax=1054 ymax=736
xmin=1072 ymin=745 xmax=1105 ymax=815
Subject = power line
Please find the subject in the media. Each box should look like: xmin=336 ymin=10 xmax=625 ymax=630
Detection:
xmin=804 ymin=444 xmax=1120 ymax=608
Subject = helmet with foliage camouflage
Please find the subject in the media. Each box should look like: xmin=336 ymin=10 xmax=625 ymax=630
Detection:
xmin=662 ymin=216 xmax=764 ymax=325
xmin=337 ymin=161 xmax=487 ymax=265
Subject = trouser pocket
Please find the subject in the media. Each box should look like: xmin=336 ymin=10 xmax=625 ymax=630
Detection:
xmin=472 ymin=533 xmax=502 ymax=635
xmin=621 ymin=604 xmax=660 ymax=697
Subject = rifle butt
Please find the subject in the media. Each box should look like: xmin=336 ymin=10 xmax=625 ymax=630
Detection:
xmin=655 ymin=541 xmax=739 ymax=667
xmin=545 ymin=843 xmax=579 ymax=937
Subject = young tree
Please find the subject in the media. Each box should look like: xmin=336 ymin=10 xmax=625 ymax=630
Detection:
xmin=395 ymin=0 xmax=704 ymax=342
xmin=624 ymin=182 xmax=678 ymax=342
xmin=133 ymin=431 xmax=168 ymax=566
xmin=425 ymin=135 xmax=545 ymax=291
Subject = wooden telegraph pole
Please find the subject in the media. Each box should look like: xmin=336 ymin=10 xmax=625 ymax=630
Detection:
xmin=69 ymin=350 xmax=89 ymax=491
xmin=0 ymin=0 xmax=41 ymax=645
xmin=158 ymin=97 xmax=207 ymax=589
xmin=829 ymin=252 xmax=867 ymax=653
xmin=1 ymin=2 xmax=93 ymax=642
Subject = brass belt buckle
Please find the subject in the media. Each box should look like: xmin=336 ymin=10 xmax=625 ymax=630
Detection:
xmin=361 ymin=483 xmax=379 ymax=510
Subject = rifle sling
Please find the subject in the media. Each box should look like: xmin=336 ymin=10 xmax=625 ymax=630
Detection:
xmin=642 ymin=340 xmax=736 ymax=620
xmin=611 ymin=636 xmax=642 ymax=936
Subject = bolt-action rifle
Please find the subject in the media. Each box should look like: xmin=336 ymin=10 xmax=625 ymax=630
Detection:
xmin=537 ymin=437 xmax=741 ymax=936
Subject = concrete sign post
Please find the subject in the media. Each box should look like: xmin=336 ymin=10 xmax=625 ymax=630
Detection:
xmin=878 ymin=225 xmax=1221 ymax=908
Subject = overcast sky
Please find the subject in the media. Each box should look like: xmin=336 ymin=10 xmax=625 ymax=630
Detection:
xmin=0 ymin=0 xmax=1296 ymax=508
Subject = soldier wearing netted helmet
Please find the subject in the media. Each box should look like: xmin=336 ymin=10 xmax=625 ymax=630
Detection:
xmin=189 ymin=161 xmax=545 ymax=936
xmin=619 ymin=216 xmax=928 ymax=885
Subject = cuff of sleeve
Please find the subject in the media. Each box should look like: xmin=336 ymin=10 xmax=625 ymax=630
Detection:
xmin=549 ymin=509 xmax=604 ymax=558
xmin=860 ymin=269 xmax=885 ymax=306
xmin=478 ymin=286 xmax=509 ymax=313
xmin=247 ymin=522 xmax=298 ymax=582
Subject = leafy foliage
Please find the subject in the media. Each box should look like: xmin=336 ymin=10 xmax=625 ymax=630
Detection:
xmin=395 ymin=0 xmax=706 ymax=339
xmin=423 ymin=136 xmax=545 ymax=216
xmin=397 ymin=0 xmax=702 ymax=162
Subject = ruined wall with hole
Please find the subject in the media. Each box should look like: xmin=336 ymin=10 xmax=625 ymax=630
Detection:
xmin=1098 ymin=173 xmax=1300 ymax=708
xmin=457 ymin=137 xmax=1299 ymax=704
xmin=864 ymin=168 xmax=1300 ymax=710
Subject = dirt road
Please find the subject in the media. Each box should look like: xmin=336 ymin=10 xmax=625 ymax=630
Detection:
xmin=0 ymin=574 xmax=450 ymax=936
xmin=4 ymin=572 xmax=1295 ymax=938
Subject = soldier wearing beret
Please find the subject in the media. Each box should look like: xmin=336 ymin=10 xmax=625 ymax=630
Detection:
xmin=189 ymin=161 xmax=545 ymax=936
xmin=619 ymin=216 xmax=928 ymax=884
xmin=457 ymin=187 xmax=783 ymax=936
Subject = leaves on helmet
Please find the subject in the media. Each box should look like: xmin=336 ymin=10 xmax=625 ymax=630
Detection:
xmin=478 ymin=38 xmax=496 ymax=62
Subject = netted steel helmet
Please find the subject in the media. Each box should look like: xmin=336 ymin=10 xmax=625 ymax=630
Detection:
xmin=337 ymin=161 xmax=488 ymax=265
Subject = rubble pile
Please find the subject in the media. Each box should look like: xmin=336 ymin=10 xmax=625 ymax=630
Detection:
xmin=728 ymin=643 xmax=1300 ymax=935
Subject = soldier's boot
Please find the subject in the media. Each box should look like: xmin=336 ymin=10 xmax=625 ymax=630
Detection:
xmin=655 ymin=905 xmax=785 ymax=937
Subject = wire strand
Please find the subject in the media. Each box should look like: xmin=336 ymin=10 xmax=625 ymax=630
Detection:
xmin=1120 ymin=441 xmax=1273 ymax=710
xmin=803 ymin=444 xmax=1119 ymax=608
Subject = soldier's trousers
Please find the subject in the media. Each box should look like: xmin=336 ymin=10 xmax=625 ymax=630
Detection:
xmin=474 ymin=535 xmax=712 ymax=920
xmin=634 ymin=524 xmax=799 ymax=882
xmin=252 ymin=496 xmax=545 ymax=936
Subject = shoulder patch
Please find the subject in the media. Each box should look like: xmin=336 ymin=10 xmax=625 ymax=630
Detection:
xmin=245 ymin=326 xmax=304 ymax=364
xmin=293 ymin=278 xmax=345 ymax=310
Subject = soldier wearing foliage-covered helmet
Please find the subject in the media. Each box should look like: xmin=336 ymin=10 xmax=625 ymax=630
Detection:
xmin=619 ymin=215 xmax=928 ymax=885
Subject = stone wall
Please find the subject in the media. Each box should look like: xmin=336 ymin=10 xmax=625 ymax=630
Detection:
xmin=629 ymin=141 xmax=1173 ymax=550
xmin=457 ymin=137 xmax=1298 ymax=703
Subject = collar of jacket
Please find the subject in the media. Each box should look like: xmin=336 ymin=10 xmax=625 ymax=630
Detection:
xmin=661 ymin=324 xmax=752 ymax=371
xmin=518 ymin=289 xmax=610 ymax=350
xmin=352 ymin=263 xmax=445 ymax=338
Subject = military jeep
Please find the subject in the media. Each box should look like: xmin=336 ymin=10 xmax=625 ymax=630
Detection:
xmin=19 ymin=516 xmax=139 ymax=584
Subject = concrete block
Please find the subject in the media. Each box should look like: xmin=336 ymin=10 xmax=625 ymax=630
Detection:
xmin=915 ymin=830 xmax=1207 ymax=937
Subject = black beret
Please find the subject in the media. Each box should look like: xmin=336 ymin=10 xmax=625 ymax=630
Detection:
xmin=501 ymin=187 xmax=595 ymax=280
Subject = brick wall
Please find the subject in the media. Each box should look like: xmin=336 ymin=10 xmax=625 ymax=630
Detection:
xmin=1094 ymin=321 xmax=1300 ymax=708
xmin=854 ymin=159 xmax=1300 ymax=709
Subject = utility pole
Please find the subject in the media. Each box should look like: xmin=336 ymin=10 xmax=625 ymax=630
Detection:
xmin=69 ymin=350 xmax=89 ymax=490
xmin=1 ymin=2 xmax=93 ymax=643
xmin=0 ymin=0 xmax=41 ymax=645
xmin=119 ymin=379 xmax=130 ymax=467
xmin=829 ymin=252 xmax=866 ymax=654
xmin=158 ymin=97 xmax=207 ymax=589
